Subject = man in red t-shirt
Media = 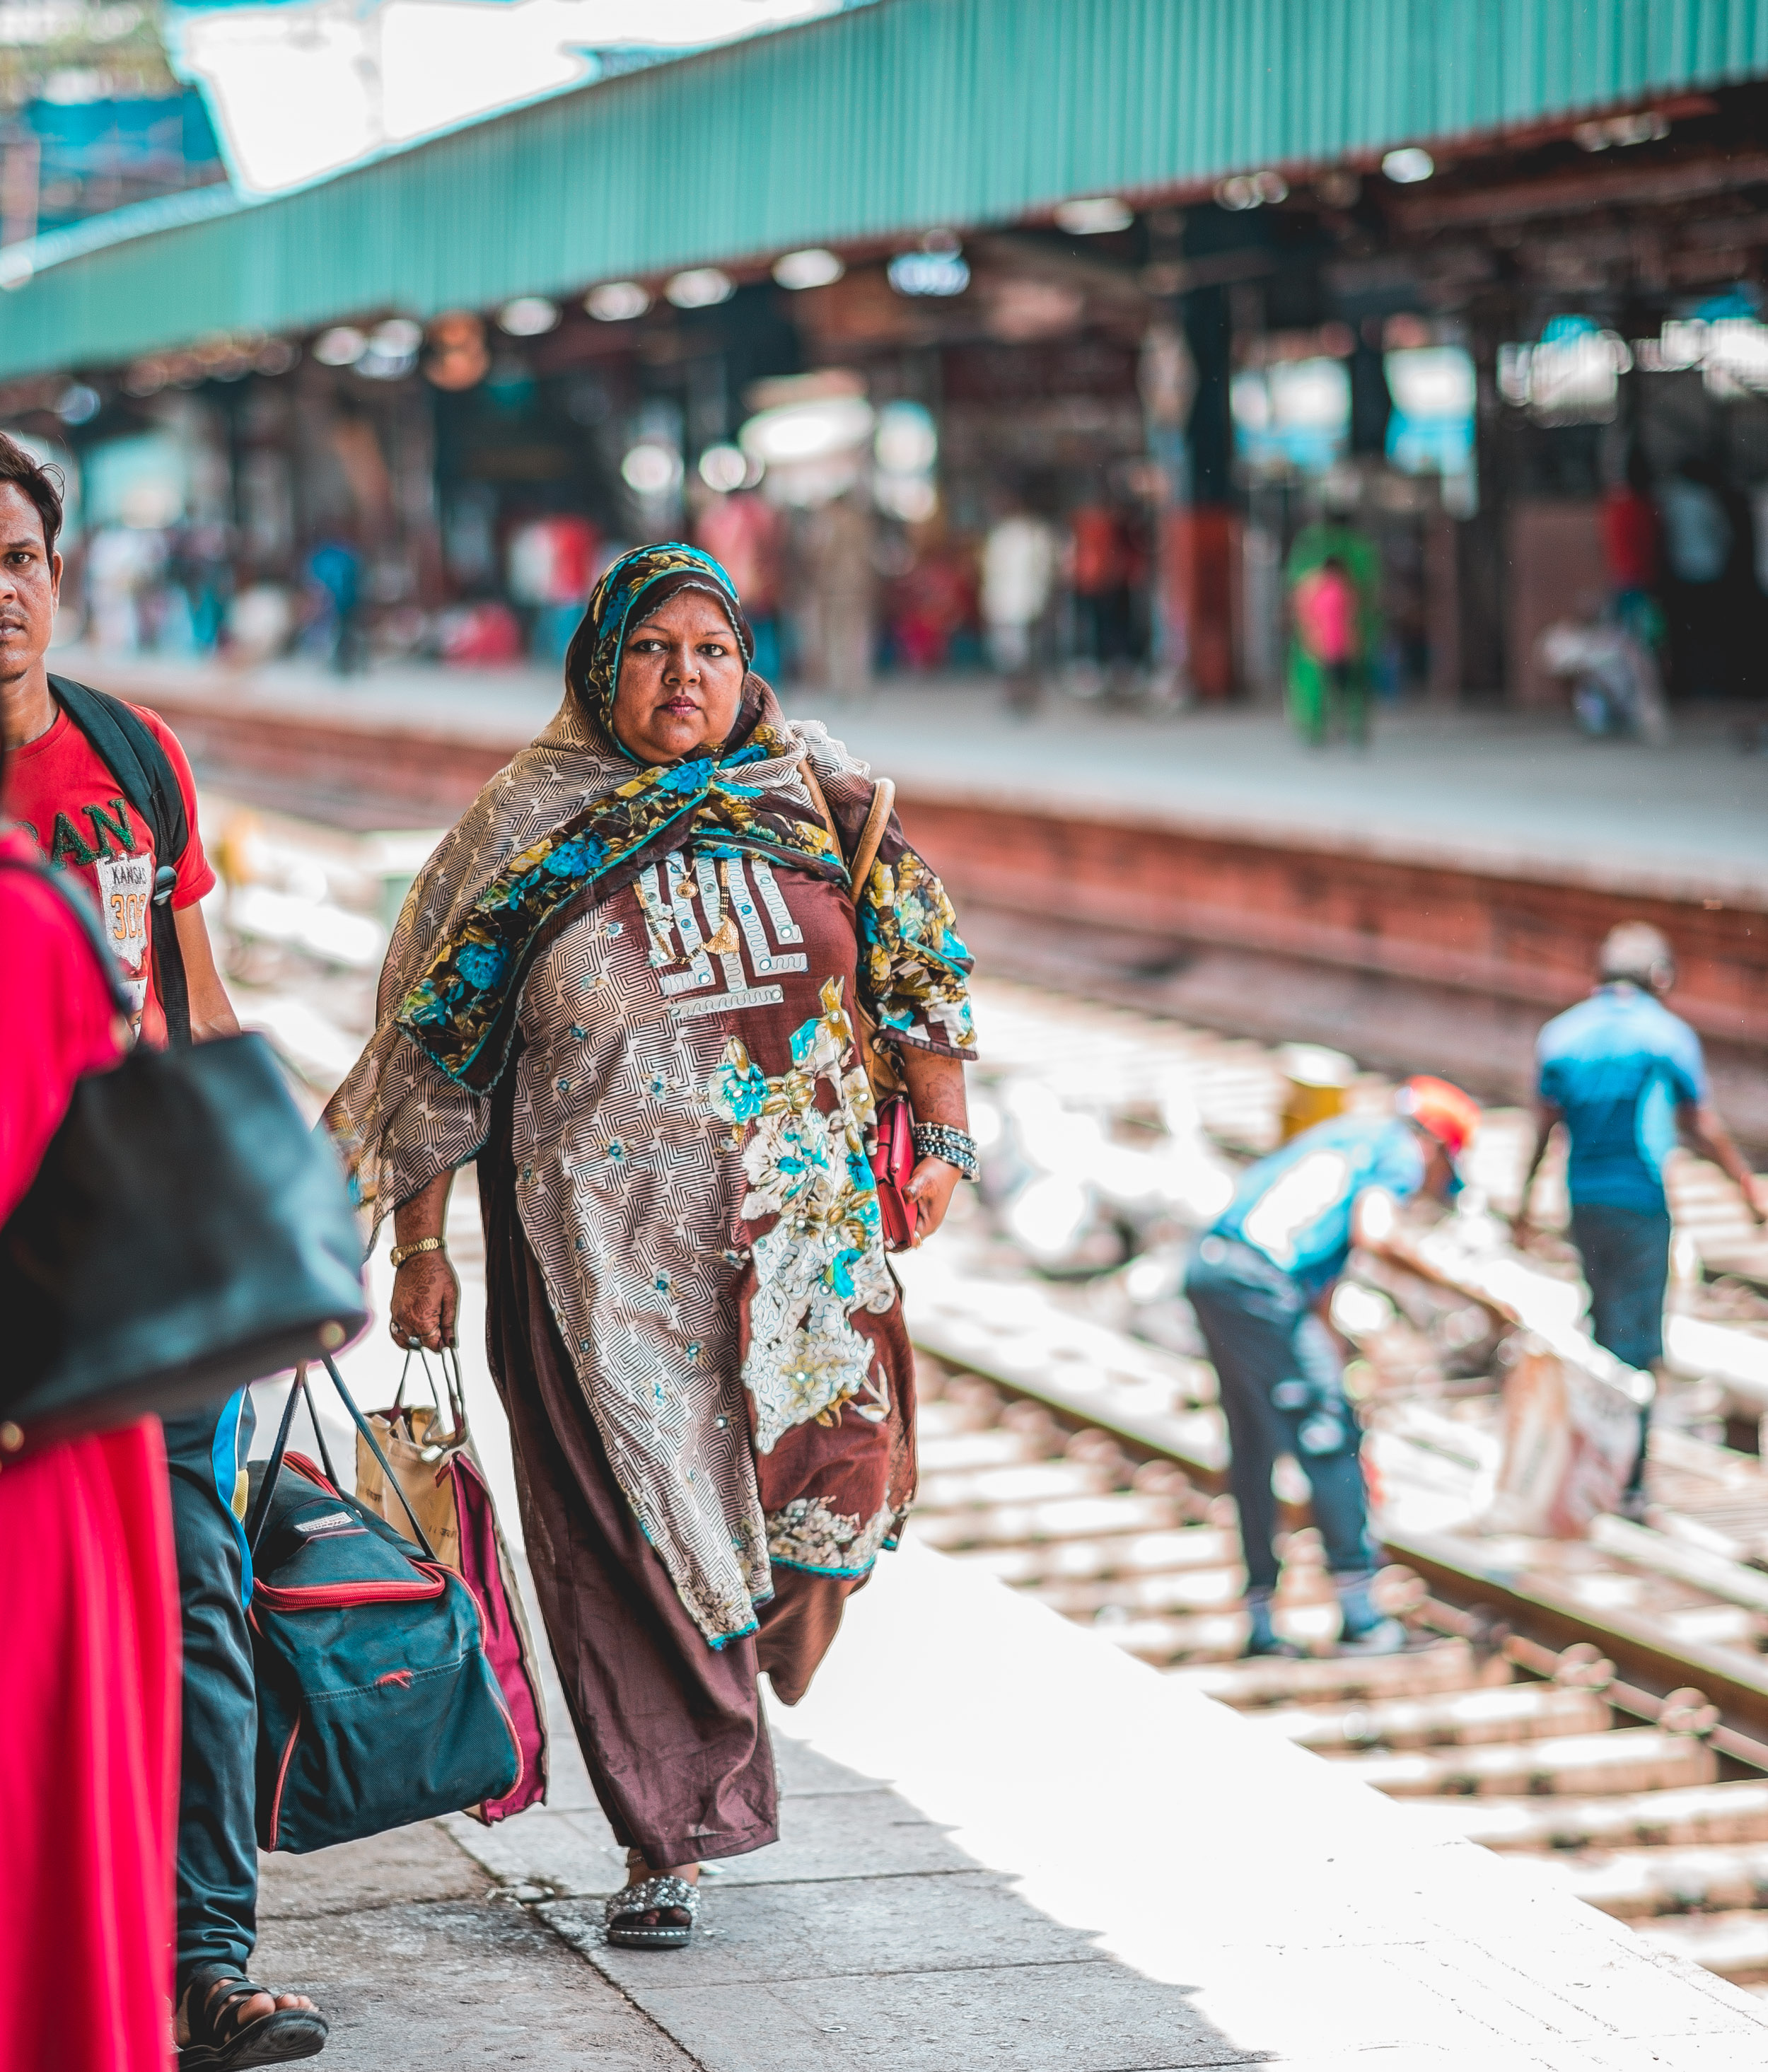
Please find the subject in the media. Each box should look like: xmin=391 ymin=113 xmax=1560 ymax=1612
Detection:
xmin=6 ymin=694 xmax=220 ymax=1045
xmin=0 ymin=435 xmax=329 ymax=2064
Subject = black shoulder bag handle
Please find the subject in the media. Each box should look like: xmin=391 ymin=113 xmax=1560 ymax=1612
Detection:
xmin=0 ymin=855 xmax=368 ymax=1453
xmin=248 ymin=1354 xmax=439 ymax=1563
xmin=50 ymin=674 xmax=193 ymax=1048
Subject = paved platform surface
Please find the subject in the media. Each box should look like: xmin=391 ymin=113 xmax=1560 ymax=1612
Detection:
xmin=54 ymin=644 xmax=1768 ymax=900
xmin=243 ymin=1207 xmax=1768 ymax=2071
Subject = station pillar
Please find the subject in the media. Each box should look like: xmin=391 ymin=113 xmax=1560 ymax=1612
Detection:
xmin=1163 ymin=281 xmax=1237 ymax=701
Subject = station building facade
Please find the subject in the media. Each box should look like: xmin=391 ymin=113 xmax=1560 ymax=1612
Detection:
xmin=4 ymin=0 xmax=1768 ymax=708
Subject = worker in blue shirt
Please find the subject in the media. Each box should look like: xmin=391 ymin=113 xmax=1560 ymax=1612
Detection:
xmin=1186 ymin=1077 xmax=1481 ymax=1658
xmin=1515 ymin=923 xmax=1764 ymax=1519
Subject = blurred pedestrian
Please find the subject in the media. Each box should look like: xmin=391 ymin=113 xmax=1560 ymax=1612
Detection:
xmin=696 ymin=489 xmax=783 ymax=683
xmin=325 ymin=544 xmax=979 ymax=1950
xmin=1290 ymin=555 xmax=1365 ymax=744
xmin=802 ymin=489 xmax=876 ymax=697
xmin=0 ymin=433 xmax=327 ymax=2069
xmin=1515 ymin=924 xmax=1766 ymax=1520
xmin=1286 ymin=519 xmax=1379 ymax=747
xmin=1066 ymin=502 xmax=1134 ymax=689
xmin=1538 ymin=600 xmax=1669 ymax=744
xmin=0 ymin=786 xmax=178 ymax=2072
xmin=884 ymin=520 xmax=973 ymax=675
xmin=304 ymin=536 xmax=364 ymax=675
xmin=1186 ymin=1078 xmax=1480 ymax=1657
xmin=1600 ymin=458 xmax=1665 ymax=657
xmin=981 ymin=506 xmax=1057 ymax=712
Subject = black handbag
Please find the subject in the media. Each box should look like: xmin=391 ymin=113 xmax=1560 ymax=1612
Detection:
xmin=246 ymin=1358 xmax=523 ymax=1852
xmin=0 ymin=856 xmax=368 ymax=1454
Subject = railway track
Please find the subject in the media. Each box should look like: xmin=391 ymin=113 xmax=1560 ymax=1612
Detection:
xmin=903 ymin=1339 xmax=1768 ymax=1992
xmin=894 ymin=982 xmax=1768 ymax=1995
xmin=192 ymin=798 xmax=1768 ymax=1996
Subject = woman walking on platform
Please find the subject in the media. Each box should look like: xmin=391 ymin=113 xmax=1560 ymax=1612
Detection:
xmin=325 ymin=545 xmax=978 ymax=1945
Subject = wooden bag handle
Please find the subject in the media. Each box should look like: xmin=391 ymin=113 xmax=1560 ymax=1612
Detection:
xmin=798 ymin=762 xmax=895 ymax=892
xmin=797 ymin=760 xmax=901 ymax=1096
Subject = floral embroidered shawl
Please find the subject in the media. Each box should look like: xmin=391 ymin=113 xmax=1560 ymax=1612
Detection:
xmin=401 ymin=543 xmax=857 ymax=1090
xmin=322 ymin=545 xmax=976 ymax=1643
xmin=327 ymin=541 xmax=975 ymax=1235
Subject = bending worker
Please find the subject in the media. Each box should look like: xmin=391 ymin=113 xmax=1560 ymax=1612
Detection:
xmin=1187 ymin=1077 xmax=1480 ymax=1658
xmin=1516 ymin=923 xmax=1765 ymax=1520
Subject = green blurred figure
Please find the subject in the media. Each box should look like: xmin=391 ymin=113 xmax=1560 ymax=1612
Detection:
xmin=1286 ymin=522 xmax=1380 ymax=747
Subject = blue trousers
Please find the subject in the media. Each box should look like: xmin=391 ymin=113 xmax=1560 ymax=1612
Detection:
xmin=1569 ymin=1200 xmax=1670 ymax=1499
xmin=1184 ymin=1238 xmax=1376 ymax=1593
xmin=162 ymin=1393 xmax=257 ymax=1998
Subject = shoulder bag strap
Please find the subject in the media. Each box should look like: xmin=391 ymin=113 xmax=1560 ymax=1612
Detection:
xmin=793 ymin=762 xmax=902 ymax=1097
xmin=847 ymin=777 xmax=895 ymax=896
xmin=795 ymin=761 xmax=896 ymax=892
xmin=50 ymin=676 xmax=192 ymax=1048
xmin=797 ymin=759 xmax=841 ymax=855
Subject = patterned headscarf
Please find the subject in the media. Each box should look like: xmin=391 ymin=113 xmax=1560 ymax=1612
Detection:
xmin=564 ymin=541 xmax=755 ymax=755
xmin=396 ymin=543 xmax=844 ymax=1089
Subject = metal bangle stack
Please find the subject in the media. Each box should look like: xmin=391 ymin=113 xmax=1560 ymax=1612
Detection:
xmin=912 ymin=1122 xmax=979 ymax=1182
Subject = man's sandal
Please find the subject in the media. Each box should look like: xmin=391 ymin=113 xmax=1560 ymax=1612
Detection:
xmin=603 ymin=1875 xmax=701 ymax=1950
xmin=178 ymin=1965 xmax=328 ymax=2069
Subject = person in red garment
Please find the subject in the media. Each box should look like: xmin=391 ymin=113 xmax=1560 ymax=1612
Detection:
xmin=0 ymin=433 xmax=325 ymax=2070
xmin=0 ymin=786 xmax=179 ymax=2071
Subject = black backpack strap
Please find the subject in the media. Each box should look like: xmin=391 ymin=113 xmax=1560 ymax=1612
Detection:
xmin=0 ymin=851 xmax=132 ymax=1017
xmin=50 ymin=676 xmax=192 ymax=1047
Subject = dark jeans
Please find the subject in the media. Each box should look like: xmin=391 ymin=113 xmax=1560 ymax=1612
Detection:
xmin=1184 ymin=1238 xmax=1376 ymax=1593
xmin=163 ymin=1393 xmax=257 ymax=1998
xmin=1569 ymin=1200 xmax=1670 ymax=1498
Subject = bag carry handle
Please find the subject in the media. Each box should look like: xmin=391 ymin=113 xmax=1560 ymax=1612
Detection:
xmin=248 ymin=1357 xmax=439 ymax=1563
xmin=390 ymin=1344 xmax=468 ymax=1442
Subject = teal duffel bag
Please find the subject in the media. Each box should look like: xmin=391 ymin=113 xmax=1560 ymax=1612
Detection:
xmin=246 ymin=1360 xmax=523 ymax=1852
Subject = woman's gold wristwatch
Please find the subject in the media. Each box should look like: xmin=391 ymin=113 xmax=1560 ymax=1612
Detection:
xmin=389 ymin=1236 xmax=447 ymax=1269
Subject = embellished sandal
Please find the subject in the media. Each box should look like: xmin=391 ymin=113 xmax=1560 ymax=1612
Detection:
xmin=177 ymin=1965 xmax=328 ymax=2068
xmin=604 ymin=1874 xmax=702 ymax=1950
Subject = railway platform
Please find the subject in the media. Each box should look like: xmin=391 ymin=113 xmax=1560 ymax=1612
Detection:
xmin=255 ymin=1477 xmax=1768 ymax=2071
xmin=251 ymin=1521 xmax=1768 ymax=2071
xmin=46 ymin=645 xmax=1768 ymax=892
xmin=248 ymin=1197 xmax=1768 ymax=2071
xmin=52 ymin=646 xmax=1768 ymax=1136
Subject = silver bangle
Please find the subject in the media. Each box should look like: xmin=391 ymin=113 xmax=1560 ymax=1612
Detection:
xmin=912 ymin=1122 xmax=979 ymax=1182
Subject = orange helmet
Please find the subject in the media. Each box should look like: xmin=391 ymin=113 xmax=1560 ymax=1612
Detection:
xmin=1397 ymin=1076 xmax=1481 ymax=1160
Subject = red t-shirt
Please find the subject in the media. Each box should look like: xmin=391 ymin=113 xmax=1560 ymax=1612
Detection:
xmin=1292 ymin=565 xmax=1360 ymax=665
xmin=1 ymin=699 xmax=215 ymax=1048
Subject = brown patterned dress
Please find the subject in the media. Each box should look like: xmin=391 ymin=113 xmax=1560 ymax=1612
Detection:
xmin=482 ymin=860 xmax=919 ymax=1861
xmin=325 ymin=697 xmax=975 ymax=1866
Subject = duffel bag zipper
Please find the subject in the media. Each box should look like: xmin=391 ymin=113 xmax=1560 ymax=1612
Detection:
xmin=266 ymin=1718 xmax=301 ymax=1851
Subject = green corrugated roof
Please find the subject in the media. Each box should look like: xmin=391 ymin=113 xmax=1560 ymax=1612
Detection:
xmin=2 ymin=0 xmax=1766 ymax=380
